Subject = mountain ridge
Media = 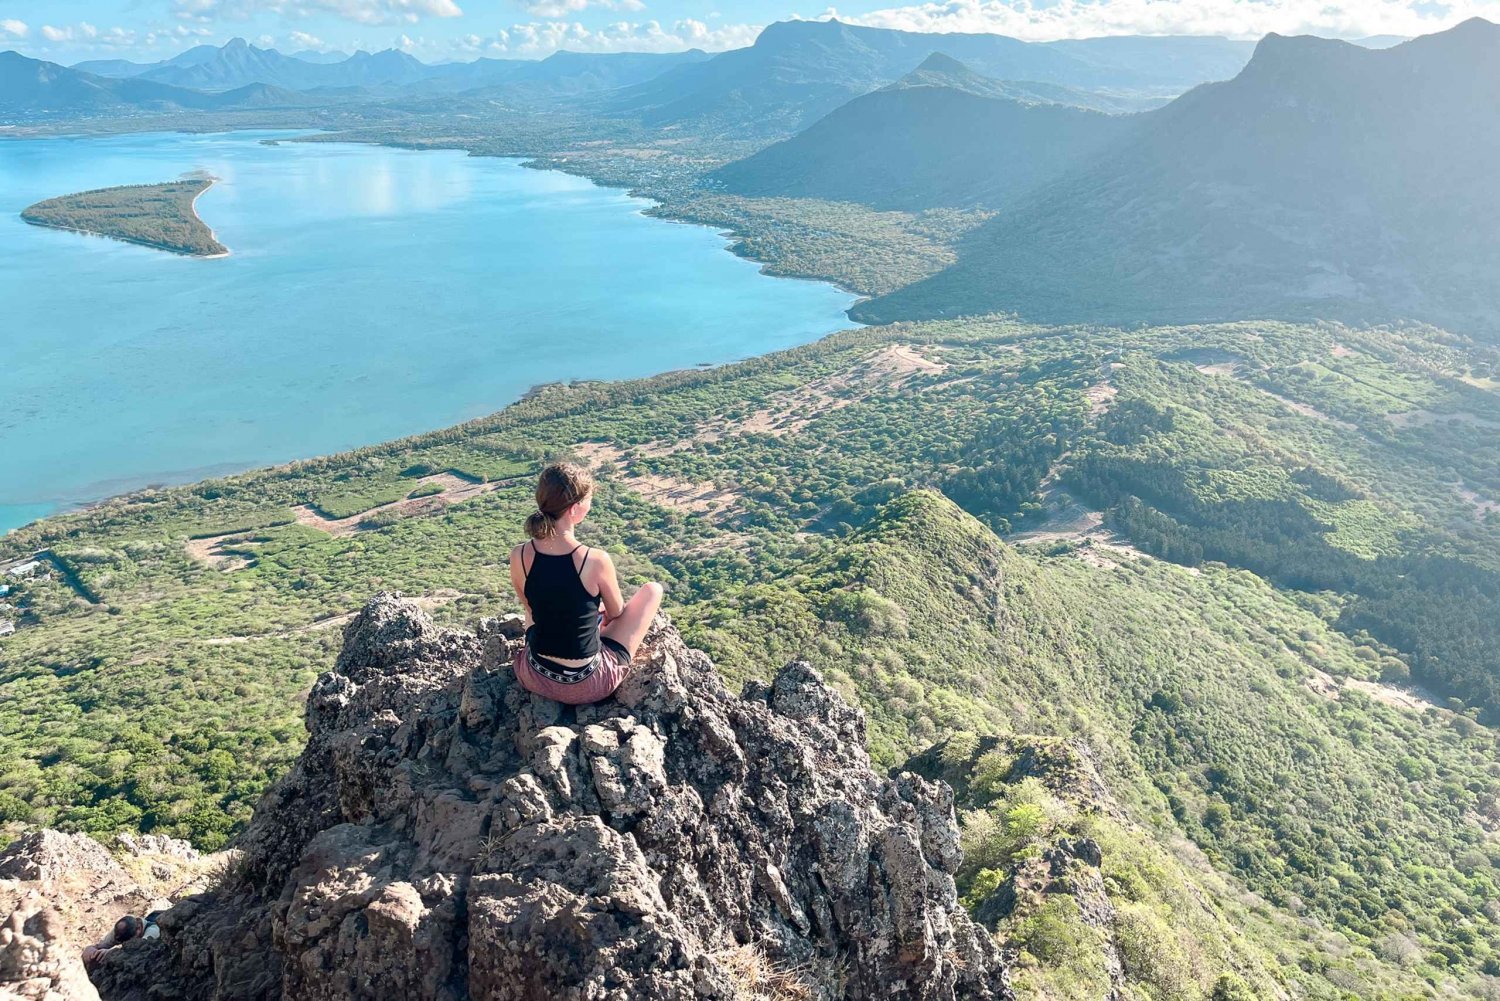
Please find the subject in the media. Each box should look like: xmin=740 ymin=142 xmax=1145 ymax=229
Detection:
xmin=710 ymin=53 xmax=1138 ymax=209
xmin=607 ymin=18 xmax=1250 ymax=134
xmin=852 ymin=16 xmax=1500 ymax=333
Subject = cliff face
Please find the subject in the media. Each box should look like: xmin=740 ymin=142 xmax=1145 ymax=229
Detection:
xmin=91 ymin=594 xmax=1010 ymax=1001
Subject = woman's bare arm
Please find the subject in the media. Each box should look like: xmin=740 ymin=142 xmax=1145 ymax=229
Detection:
xmin=509 ymin=544 xmax=534 ymax=628
xmin=591 ymin=550 xmax=627 ymax=622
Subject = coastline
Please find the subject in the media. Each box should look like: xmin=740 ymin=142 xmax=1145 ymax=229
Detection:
xmin=279 ymin=132 xmax=877 ymax=302
xmin=0 ymin=323 xmax=884 ymax=553
xmin=189 ymin=177 xmax=231 ymax=259
xmin=0 ymin=134 xmax=858 ymax=541
xmin=20 ymin=177 xmax=230 ymax=259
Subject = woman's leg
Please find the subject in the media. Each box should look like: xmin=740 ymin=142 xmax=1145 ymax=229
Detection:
xmin=600 ymin=581 xmax=664 ymax=658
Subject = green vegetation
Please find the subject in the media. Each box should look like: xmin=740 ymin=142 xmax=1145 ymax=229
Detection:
xmin=21 ymin=179 xmax=227 ymax=257
xmin=2 ymin=314 xmax=1498 ymax=997
xmin=651 ymin=194 xmax=993 ymax=296
xmin=310 ymin=483 xmax=409 ymax=520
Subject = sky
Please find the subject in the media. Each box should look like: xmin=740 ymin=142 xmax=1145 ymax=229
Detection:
xmin=1 ymin=0 xmax=1496 ymax=63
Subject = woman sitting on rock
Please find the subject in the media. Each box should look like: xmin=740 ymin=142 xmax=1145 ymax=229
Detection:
xmin=509 ymin=461 xmax=663 ymax=704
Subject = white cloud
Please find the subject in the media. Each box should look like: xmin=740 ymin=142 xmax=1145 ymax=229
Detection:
xmin=525 ymin=0 xmax=646 ymax=18
xmin=288 ymin=29 xmax=327 ymax=48
xmin=486 ymin=17 xmax=757 ymax=55
xmin=837 ymin=0 xmax=1500 ymax=42
xmin=39 ymin=21 xmax=141 ymax=48
xmin=527 ymin=0 xmax=588 ymax=16
xmin=173 ymin=0 xmax=463 ymax=26
xmin=0 ymin=18 xmax=28 ymax=39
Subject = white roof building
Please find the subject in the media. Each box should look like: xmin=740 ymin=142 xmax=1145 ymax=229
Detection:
xmin=0 ymin=621 xmax=14 ymax=637
xmin=6 ymin=561 xmax=41 ymax=578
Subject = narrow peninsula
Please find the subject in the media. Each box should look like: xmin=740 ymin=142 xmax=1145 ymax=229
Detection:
xmin=21 ymin=179 xmax=228 ymax=258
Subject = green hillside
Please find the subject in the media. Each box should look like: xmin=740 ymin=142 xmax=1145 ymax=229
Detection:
xmin=680 ymin=490 xmax=1499 ymax=992
xmin=3 ymin=314 xmax=1498 ymax=994
xmin=710 ymin=56 xmax=1134 ymax=211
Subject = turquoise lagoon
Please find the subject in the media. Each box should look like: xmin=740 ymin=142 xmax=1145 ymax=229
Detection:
xmin=0 ymin=132 xmax=858 ymax=535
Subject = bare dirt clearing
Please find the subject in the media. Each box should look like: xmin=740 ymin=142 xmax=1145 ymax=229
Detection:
xmin=1457 ymin=485 xmax=1500 ymax=522
xmin=1305 ymin=668 xmax=1447 ymax=715
xmin=1085 ymin=381 xmax=1118 ymax=416
xmin=292 ymin=473 xmax=507 ymax=537
xmin=183 ymin=534 xmax=253 ymax=571
xmin=572 ymin=345 xmax=953 ymax=514
xmin=574 ymin=442 xmax=743 ymax=516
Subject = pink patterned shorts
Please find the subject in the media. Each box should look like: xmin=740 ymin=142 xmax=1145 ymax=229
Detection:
xmin=513 ymin=638 xmax=634 ymax=705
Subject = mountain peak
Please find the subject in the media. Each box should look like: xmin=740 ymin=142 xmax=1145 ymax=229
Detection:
xmin=1397 ymin=14 xmax=1500 ymax=54
xmin=223 ymin=37 xmax=249 ymax=50
xmin=87 ymin=595 xmax=1012 ymax=1000
xmin=1446 ymin=15 xmax=1499 ymax=35
xmin=1247 ymin=30 xmax=1354 ymax=62
xmin=891 ymin=50 xmax=1003 ymax=94
xmin=915 ymin=51 xmax=973 ymax=73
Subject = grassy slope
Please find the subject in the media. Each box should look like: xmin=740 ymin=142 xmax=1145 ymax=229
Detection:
xmin=680 ymin=491 xmax=1499 ymax=994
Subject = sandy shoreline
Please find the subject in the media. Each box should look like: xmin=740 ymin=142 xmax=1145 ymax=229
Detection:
xmin=189 ymin=177 xmax=231 ymax=259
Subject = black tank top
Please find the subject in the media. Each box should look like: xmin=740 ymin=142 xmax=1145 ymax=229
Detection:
xmin=523 ymin=543 xmax=600 ymax=659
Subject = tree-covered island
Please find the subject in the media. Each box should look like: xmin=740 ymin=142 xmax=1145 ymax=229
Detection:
xmin=20 ymin=179 xmax=228 ymax=258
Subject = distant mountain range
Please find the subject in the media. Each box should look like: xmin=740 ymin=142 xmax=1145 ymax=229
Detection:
xmin=0 ymin=40 xmax=711 ymax=117
xmin=0 ymin=50 xmax=331 ymax=114
xmin=69 ymin=37 xmax=709 ymax=98
xmin=607 ymin=19 xmax=1256 ymax=134
xmin=2 ymin=23 xmax=1262 ymax=125
xmin=851 ymin=17 xmax=1500 ymax=334
xmin=710 ymin=53 xmax=1138 ymax=210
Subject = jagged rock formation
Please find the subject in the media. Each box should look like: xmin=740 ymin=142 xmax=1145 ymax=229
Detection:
xmin=93 ymin=594 xmax=1011 ymax=1000
xmin=1 ymin=830 xmax=216 ymax=1001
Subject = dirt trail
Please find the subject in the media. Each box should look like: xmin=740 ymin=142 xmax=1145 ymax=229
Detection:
xmin=185 ymin=473 xmax=514 ymax=567
xmin=1386 ymin=409 xmax=1500 ymax=432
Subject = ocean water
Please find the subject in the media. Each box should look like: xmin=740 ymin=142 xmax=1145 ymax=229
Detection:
xmin=0 ymin=131 xmax=857 ymax=535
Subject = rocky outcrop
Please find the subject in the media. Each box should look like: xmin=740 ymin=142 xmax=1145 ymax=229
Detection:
xmin=94 ymin=594 xmax=1011 ymax=1001
xmin=1 ymin=830 xmax=217 ymax=1001
xmin=1 ymin=886 xmax=104 ymax=1001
